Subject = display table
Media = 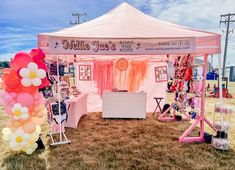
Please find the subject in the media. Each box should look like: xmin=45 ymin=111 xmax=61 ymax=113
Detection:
xmin=102 ymin=91 xmax=147 ymax=118
xmin=64 ymin=93 xmax=88 ymax=128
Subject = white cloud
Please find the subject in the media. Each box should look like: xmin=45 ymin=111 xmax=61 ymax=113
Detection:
xmin=0 ymin=48 xmax=32 ymax=61
xmin=156 ymin=0 xmax=235 ymax=30
xmin=133 ymin=0 xmax=235 ymax=65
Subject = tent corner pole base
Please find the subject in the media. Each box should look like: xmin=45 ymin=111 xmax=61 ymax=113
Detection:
xmin=179 ymin=116 xmax=215 ymax=143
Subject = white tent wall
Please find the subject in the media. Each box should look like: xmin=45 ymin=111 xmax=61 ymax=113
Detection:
xmin=75 ymin=61 xmax=167 ymax=112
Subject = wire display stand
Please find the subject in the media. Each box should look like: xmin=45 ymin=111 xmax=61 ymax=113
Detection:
xmin=48 ymin=56 xmax=71 ymax=146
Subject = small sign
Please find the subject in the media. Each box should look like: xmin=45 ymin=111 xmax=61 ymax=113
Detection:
xmin=155 ymin=66 xmax=168 ymax=82
xmin=79 ymin=65 xmax=91 ymax=81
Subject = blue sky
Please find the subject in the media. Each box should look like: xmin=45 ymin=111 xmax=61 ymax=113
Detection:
xmin=0 ymin=0 xmax=235 ymax=66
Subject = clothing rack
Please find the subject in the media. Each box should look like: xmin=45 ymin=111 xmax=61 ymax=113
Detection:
xmin=48 ymin=56 xmax=71 ymax=146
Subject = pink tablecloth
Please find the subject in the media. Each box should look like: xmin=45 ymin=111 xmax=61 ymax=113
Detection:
xmin=64 ymin=93 xmax=88 ymax=128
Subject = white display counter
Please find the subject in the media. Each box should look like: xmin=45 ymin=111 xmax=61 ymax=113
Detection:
xmin=102 ymin=91 xmax=147 ymax=118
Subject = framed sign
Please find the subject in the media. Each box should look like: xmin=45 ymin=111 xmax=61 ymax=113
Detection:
xmin=79 ymin=65 xmax=91 ymax=81
xmin=154 ymin=66 xmax=168 ymax=82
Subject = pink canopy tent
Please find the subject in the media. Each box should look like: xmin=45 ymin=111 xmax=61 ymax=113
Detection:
xmin=38 ymin=2 xmax=220 ymax=56
xmin=38 ymin=2 xmax=221 ymax=143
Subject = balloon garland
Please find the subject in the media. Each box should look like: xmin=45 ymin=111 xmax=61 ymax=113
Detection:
xmin=0 ymin=48 xmax=49 ymax=154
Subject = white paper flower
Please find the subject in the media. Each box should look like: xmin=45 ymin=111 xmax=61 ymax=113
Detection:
xmin=12 ymin=103 xmax=29 ymax=120
xmin=9 ymin=127 xmax=30 ymax=151
xmin=19 ymin=62 xmax=46 ymax=87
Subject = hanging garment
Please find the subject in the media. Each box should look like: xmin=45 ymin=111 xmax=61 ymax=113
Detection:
xmin=51 ymin=101 xmax=68 ymax=124
xmin=127 ymin=61 xmax=148 ymax=92
xmin=62 ymin=75 xmax=70 ymax=87
xmin=39 ymin=86 xmax=53 ymax=99
xmin=49 ymin=62 xmax=65 ymax=76
xmin=93 ymin=60 xmax=114 ymax=97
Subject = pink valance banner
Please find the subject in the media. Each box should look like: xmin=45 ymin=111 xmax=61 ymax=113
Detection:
xmin=38 ymin=36 xmax=197 ymax=55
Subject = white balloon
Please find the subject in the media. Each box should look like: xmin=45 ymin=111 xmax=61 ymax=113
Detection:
xmin=36 ymin=125 xmax=41 ymax=134
xmin=2 ymin=135 xmax=10 ymax=141
xmin=2 ymin=127 xmax=11 ymax=135
xmin=2 ymin=128 xmax=11 ymax=141
xmin=19 ymin=68 xmax=30 ymax=78
xmin=30 ymin=133 xmax=39 ymax=143
xmin=25 ymin=143 xmax=37 ymax=155
xmin=28 ymin=62 xmax=38 ymax=71
xmin=21 ymin=113 xmax=29 ymax=120
xmin=13 ymin=116 xmax=21 ymax=120
xmin=25 ymin=148 xmax=34 ymax=155
xmin=37 ymin=69 xmax=46 ymax=79
xmin=32 ymin=78 xmax=42 ymax=86
xmin=21 ymin=107 xmax=29 ymax=114
xmin=21 ymin=78 xmax=31 ymax=87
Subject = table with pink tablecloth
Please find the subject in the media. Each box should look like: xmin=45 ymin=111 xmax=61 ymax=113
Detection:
xmin=64 ymin=93 xmax=88 ymax=128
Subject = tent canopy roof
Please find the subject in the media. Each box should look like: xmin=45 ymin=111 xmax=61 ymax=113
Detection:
xmin=38 ymin=2 xmax=221 ymax=55
xmin=41 ymin=2 xmax=219 ymax=39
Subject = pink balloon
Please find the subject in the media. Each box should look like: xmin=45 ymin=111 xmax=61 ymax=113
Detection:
xmin=23 ymin=121 xmax=36 ymax=133
xmin=4 ymin=95 xmax=13 ymax=103
xmin=16 ymin=93 xmax=33 ymax=107
xmin=9 ymin=92 xmax=17 ymax=99
xmin=30 ymin=48 xmax=45 ymax=60
xmin=33 ymin=106 xmax=40 ymax=112
xmin=33 ymin=93 xmax=42 ymax=100
xmin=0 ymin=91 xmax=5 ymax=97
xmin=10 ymin=52 xmax=32 ymax=71
xmin=33 ymin=101 xmax=41 ymax=106
xmin=5 ymin=106 xmax=12 ymax=114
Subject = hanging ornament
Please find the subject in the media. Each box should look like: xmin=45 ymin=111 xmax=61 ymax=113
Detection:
xmin=116 ymin=58 xmax=128 ymax=71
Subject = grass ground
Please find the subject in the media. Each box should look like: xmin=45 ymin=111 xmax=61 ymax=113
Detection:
xmin=0 ymin=80 xmax=235 ymax=170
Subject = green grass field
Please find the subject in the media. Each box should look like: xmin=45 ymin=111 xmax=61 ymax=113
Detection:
xmin=0 ymin=80 xmax=235 ymax=169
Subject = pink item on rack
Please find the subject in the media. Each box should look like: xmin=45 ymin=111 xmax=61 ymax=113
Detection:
xmin=93 ymin=60 xmax=114 ymax=97
xmin=184 ymin=67 xmax=192 ymax=81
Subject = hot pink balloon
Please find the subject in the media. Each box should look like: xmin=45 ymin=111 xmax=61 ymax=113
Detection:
xmin=4 ymin=95 xmax=13 ymax=103
xmin=30 ymin=48 xmax=45 ymax=60
xmin=33 ymin=93 xmax=43 ymax=100
xmin=10 ymin=52 xmax=32 ymax=71
xmin=16 ymin=93 xmax=33 ymax=107
xmin=9 ymin=92 xmax=17 ymax=99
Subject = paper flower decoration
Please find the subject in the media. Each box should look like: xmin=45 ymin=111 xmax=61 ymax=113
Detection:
xmin=19 ymin=62 xmax=46 ymax=87
xmin=9 ymin=127 xmax=30 ymax=151
xmin=23 ymin=143 xmax=38 ymax=155
xmin=12 ymin=103 xmax=29 ymax=120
